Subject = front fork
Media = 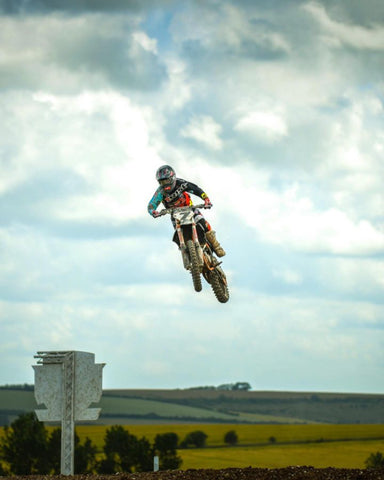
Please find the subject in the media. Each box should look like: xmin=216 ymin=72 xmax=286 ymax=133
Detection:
xmin=176 ymin=221 xmax=190 ymax=270
xmin=176 ymin=220 xmax=204 ymax=270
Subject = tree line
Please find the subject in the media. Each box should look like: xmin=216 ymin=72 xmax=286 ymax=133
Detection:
xmin=0 ymin=413 xmax=240 ymax=475
xmin=0 ymin=412 xmax=180 ymax=475
xmin=188 ymin=382 xmax=252 ymax=391
xmin=1 ymin=413 xmax=383 ymax=474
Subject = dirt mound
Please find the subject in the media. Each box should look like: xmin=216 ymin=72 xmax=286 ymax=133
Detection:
xmin=8 ymin=467 xmax=384 ymax=480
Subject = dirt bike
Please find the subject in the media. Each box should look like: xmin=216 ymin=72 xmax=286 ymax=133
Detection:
xmin=157 ymin=204 xmax=229 ymax=303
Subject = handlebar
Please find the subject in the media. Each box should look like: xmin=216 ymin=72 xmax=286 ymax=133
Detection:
xmin=158 ymin=203 xmax=211 ymax=217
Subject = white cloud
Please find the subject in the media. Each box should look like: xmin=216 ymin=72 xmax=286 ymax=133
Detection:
xmin=202 ymin=163 xmax=384 ymax=256
xmin=171 ymin=3 xmax=290 ymax=56
xmin=180 ymin=115 xmax=223 ymax=150
xmin=132 ymin=31 xmax=158 ymax=54
xmin=0 ymin=0 xmax=383 ymax=393
xmin=0 ymin=14 xmax=165 ymax=92
xmin=1 ymin=90 xmax=164 ymax=221
xmin=234 ymin=109 xmax=288 ymax=142
xmin=247 ymin=187 xmax=384 ymax=255
xmin=161 ymin=56 xmax=192 ymax=110
xmin=304 ymin=2 xmax=384 ymax=50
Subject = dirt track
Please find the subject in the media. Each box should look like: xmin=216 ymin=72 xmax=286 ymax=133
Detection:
xmin=7 ymin=467 xmax=384 ymax=480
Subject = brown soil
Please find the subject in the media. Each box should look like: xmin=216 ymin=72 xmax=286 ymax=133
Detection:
xmin=6 ymin=467 xmax=384 ymax=480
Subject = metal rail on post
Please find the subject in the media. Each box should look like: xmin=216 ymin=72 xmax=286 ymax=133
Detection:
xmin=62 ymin=352 xmax=75 ymax=475
xmin=33 ymin=351 xmax=105 ymax=476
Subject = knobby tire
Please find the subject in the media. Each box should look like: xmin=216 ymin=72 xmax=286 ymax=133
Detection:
xmin=187 ymin=239 xmax=202 ymax=292
xmin=210 ymin=268 xmax=229 ymax=303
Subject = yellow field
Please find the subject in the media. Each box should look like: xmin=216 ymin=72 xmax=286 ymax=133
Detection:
xmin=2 ymin=423 xmax=383 ymax=470
xmin=69 ymin=423 xmax=384 ymax=469
xmin=179 ymin=440 xmax=384 ymax=469
xmin=73 ymin=423 xmax=384 ymax=449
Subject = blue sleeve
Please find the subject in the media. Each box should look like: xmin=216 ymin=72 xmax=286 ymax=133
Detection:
xmin=147 ymin=187 xmax=163 ymax=216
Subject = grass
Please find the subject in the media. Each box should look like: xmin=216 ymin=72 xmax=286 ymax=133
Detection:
xmin=178 ymin=440 xmax=384 ymax=469
xmin=99 ymin=396 xmax=238 ymax=421
xmin=0 ymin=390 xmax=37 ymax=410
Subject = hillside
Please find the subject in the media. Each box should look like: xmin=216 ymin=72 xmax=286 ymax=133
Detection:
xmin=0 ymin=387 xmax=383 ymax=426
xmin=101 ymin=389 xmax=384 ymax=424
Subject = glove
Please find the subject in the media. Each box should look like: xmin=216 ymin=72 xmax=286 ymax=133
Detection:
xmin=152 ymin=210 xmax=160 ymax=218
xmin=204 ymin=197 xmax=212 ymax=208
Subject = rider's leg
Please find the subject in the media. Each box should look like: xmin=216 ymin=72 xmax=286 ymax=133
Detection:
xmin=206 ymin=230 xmax=226 ymax=257
xmin=197 ymin=218 xmax=226 ymax=258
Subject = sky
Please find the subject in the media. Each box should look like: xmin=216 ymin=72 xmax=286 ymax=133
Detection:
xmin=0 ymin=0 xmax=383 ymax=394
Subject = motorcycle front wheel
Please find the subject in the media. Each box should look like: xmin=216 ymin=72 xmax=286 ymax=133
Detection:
xmin=186 ymin=239 xmax=202 ymax=292
xmin=209 ymin=268 xmax=229 ymax=303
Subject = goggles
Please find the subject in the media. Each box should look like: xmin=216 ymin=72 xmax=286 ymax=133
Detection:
xmin=159 ymin=177 xmax=173 ymax=186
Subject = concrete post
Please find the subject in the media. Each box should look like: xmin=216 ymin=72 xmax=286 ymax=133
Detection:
xmin=33 ymin=351 xmax=105 ymax=475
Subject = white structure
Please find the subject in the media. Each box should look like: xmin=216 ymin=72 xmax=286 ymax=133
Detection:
xmin=33 ymin=351 xmax=105 ymax=475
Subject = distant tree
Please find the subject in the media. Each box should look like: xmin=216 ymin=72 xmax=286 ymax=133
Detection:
xmin=0 ymin=461 xmax=7 ymax=475
xmin=75 ymin=435 xmax=98 ymax=473
xmin=0 ymin=412 xmax=50 ymax=475
xmin=97 ymin=425 xmax=153 ymax=473
xmin=97 ymin=455 xmax=116 ymax=474
xmin=269 ymin=436 xmax=277 ymax=444
xmin=0 ymin=384 xmax=34 ymax=391
xmin=46 ymin=427 xmax=61 ymax=473
xmin=365 ymin=451 xmax=384 ymax=469
xmin=224 ymin=430 xmax=238 ymax=446
xmin=47 ymin=426 xmax=97 ymax=474
xmin=0 ymin=412 xmax=97 ymax=475
xmin=233 ymin=382 xmax=252 ymax=391
xmin=154 ymin=432 xmax=179 ymax=453
xmin=154 ymin=432 xmax=182 ymax=470
xmin=217 ymin=382 xmax=251 ymax=391
xmin=134 ymin=436 xmax=154 ymax=472
xmin=98 ymin=425 xmax=138 ymax=473
xmin=180 ymin=430 xmax=208 ymax=448
xmin=217 ymin=383 xmax=234 ymax=391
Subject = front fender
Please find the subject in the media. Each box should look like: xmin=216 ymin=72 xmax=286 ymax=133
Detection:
xmin=172 ymin=224 xmax=194 ymax=245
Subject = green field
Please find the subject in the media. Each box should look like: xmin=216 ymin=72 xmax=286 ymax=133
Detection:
xmin=99 ymin=396 xmax=239 ymax=421
xmin=1 ymin=387 xmax=384 ymax=425
xmin=0 ymin=390 xmax=38 ymax=412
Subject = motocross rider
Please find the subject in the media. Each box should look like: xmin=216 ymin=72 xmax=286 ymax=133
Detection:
xmin=147 ymin=165 xmax=226 ymax=257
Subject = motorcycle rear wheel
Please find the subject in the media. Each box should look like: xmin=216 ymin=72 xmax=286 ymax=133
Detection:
xmin=187 ymin=239 xmax=202 ymax=292
xmin=209 ymin=268 xmax=229 ymax=303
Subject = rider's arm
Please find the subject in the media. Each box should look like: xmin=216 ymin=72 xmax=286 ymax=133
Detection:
xmin=183 ymin=180 xmax=206 ymax=199
xmin=147 ymin=188 xmax=163 ymax=217
xmin=184 ymin=180 xmax=211 ymax=206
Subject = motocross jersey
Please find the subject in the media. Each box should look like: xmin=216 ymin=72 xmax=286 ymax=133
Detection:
xmin=147 ymin=178 xmax=208 ymax=216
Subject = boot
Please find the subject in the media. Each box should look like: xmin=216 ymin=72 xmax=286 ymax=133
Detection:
xmin=206 ymin=230 xmax=226 ymax=257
